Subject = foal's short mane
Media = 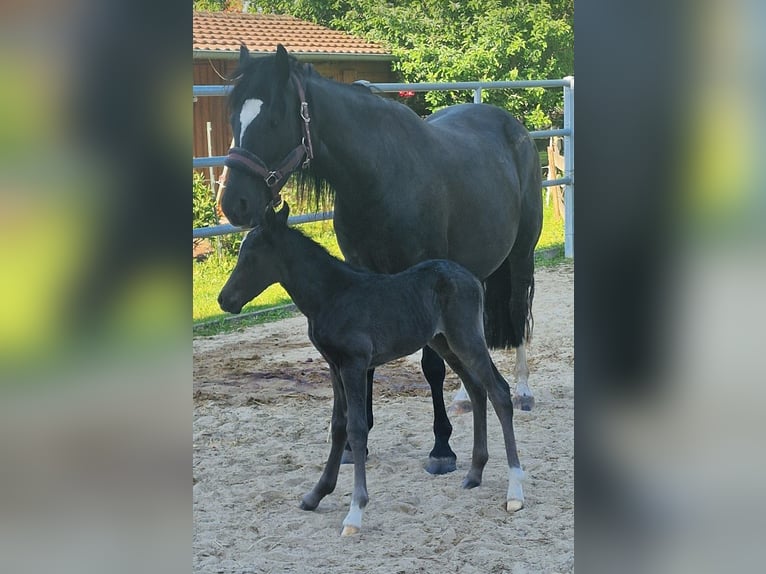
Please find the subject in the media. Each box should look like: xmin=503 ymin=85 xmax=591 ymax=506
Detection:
xmin=270 ymin=215 xmax=373 ymax=279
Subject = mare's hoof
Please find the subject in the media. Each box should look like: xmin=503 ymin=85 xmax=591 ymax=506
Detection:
xmin=447 ymin=400 xmax=473 ymax=415
xmin=341 ymin=448 xmax=369 ymax=465
xmin=506 ymin=499 xmax=524 ymax=513
xmin=341 ymin=525 xmax=360 ymax=536
xmin=513 ymin=394 xmax=535 ymax=411
xmin=426 ymin=456 xmax=457 ymax=475
xmin=461 ymin=476 xmax=481 ymax=489
xmin=299 ymin=496 xmax=318 ymax=511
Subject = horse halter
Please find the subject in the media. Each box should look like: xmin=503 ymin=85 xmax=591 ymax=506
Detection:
xmin=225 ymin=72 xmax=314 ymax=206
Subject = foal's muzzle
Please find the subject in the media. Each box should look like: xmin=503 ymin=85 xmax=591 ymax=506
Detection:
xmin=218 ymin=291 xmax=243 ymax=315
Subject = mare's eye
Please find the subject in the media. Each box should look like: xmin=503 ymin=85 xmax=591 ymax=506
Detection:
xmin=270 ymin=117 xmax=279 ymax=128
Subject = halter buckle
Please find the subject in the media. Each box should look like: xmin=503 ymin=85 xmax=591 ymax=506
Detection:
xmin=265 ymin=171 xmax=279 ymax=187
xmin=300 ymin=102 xmax=310 ymax=122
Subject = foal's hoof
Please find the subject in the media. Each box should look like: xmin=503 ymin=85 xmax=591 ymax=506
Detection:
xmin=506 ymin=499 xmax=524 ymax=513
xmin=340 ymin=525 xmax=360 ymax=536
xmin=447 ymin=400 xmax=473 ymax=415
xmin=461 ymin=476 xmax=481 ymax=489
xmin=513 ymin=394 xmax=535 ymax=411
xmin=341 ymin=448 xmax=369 ymax=465
xmin=425 ymin=456 xmax=457 ymax=475
xmin=299 ymin=494 xmax=319 ymax=511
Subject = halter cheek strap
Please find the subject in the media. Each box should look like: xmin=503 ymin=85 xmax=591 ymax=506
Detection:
xmin=225 ymin=72 xmax=314 ymax=206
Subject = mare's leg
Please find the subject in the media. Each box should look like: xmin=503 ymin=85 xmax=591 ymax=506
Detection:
xmin=448 ymin=382 xmax=473 ymax=415
xmin=341 ymin=368 xmax=372 ymax=464
xmin=301 ymin=366 xmax=347 ymax=511
xmin=509 ymin=246 xmax=536 ymax=412
xmin=339 ymin=360 xmax=371 ymax=536
xmin=429 ymin=337 xmax=489 ymax=489
xmin=513 ymin=343 xmax=534 ymax=411
xmin=422 ymin=346 xmax=457 ymax=475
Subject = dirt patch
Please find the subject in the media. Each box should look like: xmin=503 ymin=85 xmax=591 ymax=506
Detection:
xmin=194 ymin=263 xmax=573 ymax=573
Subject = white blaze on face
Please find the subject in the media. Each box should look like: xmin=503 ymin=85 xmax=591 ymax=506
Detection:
xmin=238 ymin=98 xmax=263 ymax=145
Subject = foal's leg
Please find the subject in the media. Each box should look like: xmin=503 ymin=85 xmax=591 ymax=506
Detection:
xmin=339 ymin=360 xmax=371 ymax=536
xmin=422 ymin=346 xmax=457 ymax=475
xmin=301 ymin=366 xmax=347 ymax=511
xmin=440 ymin=333 xmax=525 ymax=512
xmin=429 ymin=337 xmax=489 ymax=488
xmin=341 ymin=368 xmax=372 ymax=464
xmin=485 ymin=360 xmax=525 ymax=512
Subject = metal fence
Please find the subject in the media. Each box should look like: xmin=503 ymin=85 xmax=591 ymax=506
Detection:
xmin=193 ymin=76 xmax=574 ymax=257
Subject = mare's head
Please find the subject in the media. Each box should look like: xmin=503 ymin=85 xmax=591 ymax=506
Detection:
xmin=220 ymin=44 xmax=309 ymax=228
xmin=218 ymin=202 xmax=290 ymax=314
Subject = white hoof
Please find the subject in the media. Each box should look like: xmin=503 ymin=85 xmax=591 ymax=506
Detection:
xmin=447 ymin=400 xmax=472 ymax=415
xmin=341 ymin=525 xmax=360 ymax=536
xmin=506 ymin=466 xmax=525 ymax=513
xmin=506 ymin=499 xmax=524 ymax=513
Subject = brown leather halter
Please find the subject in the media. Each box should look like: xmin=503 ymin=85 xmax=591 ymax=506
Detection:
xmin=224 ymin=72 xmax=314 ymax=206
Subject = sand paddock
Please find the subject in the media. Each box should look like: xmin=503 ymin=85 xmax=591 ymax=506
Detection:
xmin=193 ymin=262 xmax=573 ymax=573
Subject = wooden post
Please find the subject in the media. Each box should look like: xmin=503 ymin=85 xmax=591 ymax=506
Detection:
xmin=215 ymin=137 xmax=235 ymax=224
xmin=547 ymin=137 xmax=566 ymax=220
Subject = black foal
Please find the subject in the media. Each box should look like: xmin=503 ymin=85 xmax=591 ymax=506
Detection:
xmin=218 ymin=203 xmax=524 ymax=536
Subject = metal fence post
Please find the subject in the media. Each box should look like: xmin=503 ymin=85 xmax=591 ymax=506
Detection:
xmin=563 ymin=76 xmax=574 ymax=258
xmin=473 ymin=87 xmax=482 ymax=104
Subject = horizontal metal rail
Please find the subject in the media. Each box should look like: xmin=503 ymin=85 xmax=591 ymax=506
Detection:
xmin=193 ymin=212 xmax=333 ymax=239
xmin=192 ymin=78 xmax=573 ymax=98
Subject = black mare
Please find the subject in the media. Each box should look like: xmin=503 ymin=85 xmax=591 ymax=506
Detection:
xmin=218 ymin=203 xmax=525 ymax=536
xmin=220 ymin=45 xmax=543 ymax=475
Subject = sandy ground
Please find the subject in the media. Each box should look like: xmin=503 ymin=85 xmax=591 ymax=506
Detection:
xmin=193 ymin=262 xmax=573 ymax=573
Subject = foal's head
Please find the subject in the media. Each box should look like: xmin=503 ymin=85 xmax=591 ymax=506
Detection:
xmin=220 ymin=44 xmax=308 ymax=227
xmin=218 ymin=203 xmax=290 ymax=314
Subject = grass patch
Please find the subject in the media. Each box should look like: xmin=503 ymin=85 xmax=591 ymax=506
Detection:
xmin=193 ymin=199 xmax=567 ymax=334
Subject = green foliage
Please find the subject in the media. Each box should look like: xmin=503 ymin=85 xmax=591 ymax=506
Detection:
xmin=193 ymin=0 xmax=232 ymax=10
xmin=250 ymin=0 xmax=573 ymax=130
xmin=193 ymin=171 xmax=242 ymax=257
xmin=193 ymin=171 xmax=217 ymax=229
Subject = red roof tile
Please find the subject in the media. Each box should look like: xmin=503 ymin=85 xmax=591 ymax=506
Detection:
xmin=193 ymin=11 xmax=391 ymax=57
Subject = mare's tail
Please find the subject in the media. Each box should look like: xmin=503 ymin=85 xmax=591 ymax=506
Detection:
xmin=483 ymin=251 xmax=535 ymax=349
xmin=484 ymin=126 xmax=543 ymax=349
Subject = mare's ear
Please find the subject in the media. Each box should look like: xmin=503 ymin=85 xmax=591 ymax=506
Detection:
xmin=275 ymin=44 xmax=290 ymax=91
xmin=239 ymin=44 xmax=250 ymax=67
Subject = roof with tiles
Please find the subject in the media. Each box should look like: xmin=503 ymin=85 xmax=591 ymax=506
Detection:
xmin=193 ymin=11 xmax=391 ymax=57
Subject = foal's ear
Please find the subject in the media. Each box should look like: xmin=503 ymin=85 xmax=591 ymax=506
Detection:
xmin=275 ymin=44 xmax=290 ymax=90
xmin=276 ymin=201 xmax=290 ymax=224
xmin=263 ymin=201 xmax=290 ymax=229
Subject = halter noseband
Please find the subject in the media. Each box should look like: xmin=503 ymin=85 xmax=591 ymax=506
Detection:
xmin=225 ymin=72 xmax=314 ymax=205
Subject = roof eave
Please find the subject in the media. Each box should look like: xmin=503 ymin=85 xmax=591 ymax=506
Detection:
xmin=193 ymin=49 xmax=395 ymax=62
